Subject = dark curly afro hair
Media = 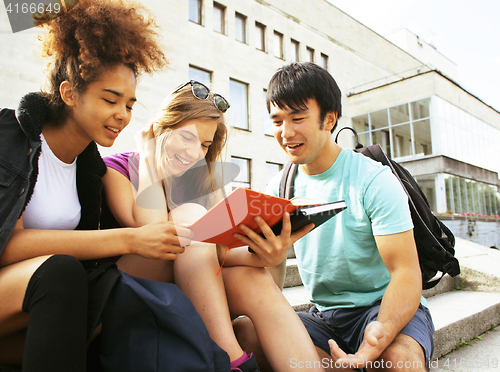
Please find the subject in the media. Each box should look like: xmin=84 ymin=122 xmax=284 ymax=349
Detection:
xmin=38 ymin=0 xmax=168 ymax=124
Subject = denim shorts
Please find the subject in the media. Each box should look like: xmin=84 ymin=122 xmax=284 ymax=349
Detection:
xmin=298 ymin=301 xmax=435 ymax=370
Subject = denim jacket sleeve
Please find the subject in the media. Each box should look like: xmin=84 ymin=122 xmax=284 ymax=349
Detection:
xmin=0 ymin=107 xmax=41 ymax=256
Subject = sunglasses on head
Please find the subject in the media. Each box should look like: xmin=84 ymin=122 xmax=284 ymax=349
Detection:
xmin=172 ymin=80 xmax=230 ymax=113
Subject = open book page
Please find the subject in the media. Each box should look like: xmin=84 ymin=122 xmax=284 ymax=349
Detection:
xmin=296 ymin=200 xmax=348 ymax=215
xmin=290 ymin=196 xmax=327 ymax=206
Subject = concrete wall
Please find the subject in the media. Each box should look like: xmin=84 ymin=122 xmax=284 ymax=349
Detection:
xmin=402 ymin=156 xmax=499 ymax=186
xmin=441 ymin=218 xmax=500 ymax=249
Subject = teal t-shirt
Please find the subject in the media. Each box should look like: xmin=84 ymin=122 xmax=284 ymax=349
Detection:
xmin=267 ymin=148 xmax=414 ymax=311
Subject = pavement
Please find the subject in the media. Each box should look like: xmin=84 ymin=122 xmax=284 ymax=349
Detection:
xmin=430 ymin=325 xmax=500 ymax=371
xmin=428 ymin=238 xmax=500 ymax=371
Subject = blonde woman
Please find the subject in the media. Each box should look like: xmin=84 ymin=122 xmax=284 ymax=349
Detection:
xmin=102 ymin=81 xmax=325 ymax=372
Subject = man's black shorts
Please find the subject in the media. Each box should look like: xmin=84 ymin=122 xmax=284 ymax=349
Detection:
xmin=298 ymin=301 xmax=435 ymax=370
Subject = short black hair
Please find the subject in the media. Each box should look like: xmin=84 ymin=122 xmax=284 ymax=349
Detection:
xmin=266 ymin=62 xmax=342 ymax=133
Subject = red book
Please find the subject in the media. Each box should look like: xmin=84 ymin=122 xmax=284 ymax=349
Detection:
xmin=188 ymin=187 xmax=346 ymax=248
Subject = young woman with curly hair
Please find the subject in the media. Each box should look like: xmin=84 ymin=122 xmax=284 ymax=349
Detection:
xmin=0 ymin=0 xmax=171 ymax=370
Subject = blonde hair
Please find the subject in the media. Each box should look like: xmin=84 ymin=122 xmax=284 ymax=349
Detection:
xmin=151 ymin=84 xmax=228 ymax=209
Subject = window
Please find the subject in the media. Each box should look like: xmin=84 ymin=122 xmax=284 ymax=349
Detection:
xmin=231 ymin=157 xmax=251 ymax=189
xmin=443 ymin=175 xmax=499 ymax=216
xmin=255 ymin=22 xmax=266 ymax=51
xmin=411 ymin=99 xmax=430 ymax=120
xmin=415 ymin=176 xmax=437 ymax=212
xmin=265 ymin=162 xmax=283 ymax=188
xmin=434 ymin=96 xmax=500 ymax=176
xmin=306 ymin=46 xmax=314 ymax=62
xmin=391 ymin=124 xmax=412 ymax=158
xmin=189 ymin=65 xmax=211 ymax=86
xmin=213 ymin=2 xmax=225 ymax=34
xmin=320 ymin=53 xmax=328 ymax=69
xmin=189 ymin=0 xmax=202 ymax=24
xmin=235 ymin=12 xmax=246 ymax=43
xmin=263 ymin=89 xmax=273 ymax=135
xmin=413 ymin=119 xmax=432 ymax=155
xmin=352 ymin=114 xmax=370 ymax=147
xmin=273 ymin=31 xmax=283 ymax=59
xmin=229 ymin=79 xmax=249 ymax=130
xmin=290 ymin=39 xmax=299 ymax=62
xmin=352 ymin=98 xmax=432 ymax=159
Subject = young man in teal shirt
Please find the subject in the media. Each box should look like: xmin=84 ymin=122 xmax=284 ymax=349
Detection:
xmin=233 ymin=62 xmax=434 ymax=371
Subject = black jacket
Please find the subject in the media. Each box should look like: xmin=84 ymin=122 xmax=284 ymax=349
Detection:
xmin=0 ymin=92 xmax=107 ymax=256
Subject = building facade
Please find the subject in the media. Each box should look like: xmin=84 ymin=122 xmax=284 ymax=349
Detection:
xmin=1 ymin=0 xmax=499 ymax=244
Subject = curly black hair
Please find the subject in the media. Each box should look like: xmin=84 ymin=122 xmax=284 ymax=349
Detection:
xmin=38 ymin=0 xmax=168 ymax=124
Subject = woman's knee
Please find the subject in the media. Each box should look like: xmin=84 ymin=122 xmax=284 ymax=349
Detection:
xmin=23 ymin=255 xmax=88 ymax=312
xmin=169 ymin=203 xmax=207 ymax=225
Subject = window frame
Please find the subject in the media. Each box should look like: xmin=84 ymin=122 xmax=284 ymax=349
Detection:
xmin=265 ymin=161 xmax=283 ymax=188
xmin=189 ymin=0 xmax=202 ymax=25
xmin=273 ymin=30 xmax=284 ymax=59
xmin=229 ymin=78 xmax=250 ymax=130
xmin=188 ymin=65 xmax=212 ymax=86
xmin=320 ymin=53 xmax=328 ymax=69
xmin=290 ymin=39 xmax=299 ymax=62
xmin=213 ymin=2 xmax=225 ymax=34
xmin=351 ymin=97 xmax=433 ymax=161
xmin=255 ymin=22 xmax=266 ymax=52
xmin=306 ymin=46 xmax=315 ymax=62
xmin=235 ymin=12 xmax=247 ymax=43
xmin=231 ymin=156 xmax=252 ymax=190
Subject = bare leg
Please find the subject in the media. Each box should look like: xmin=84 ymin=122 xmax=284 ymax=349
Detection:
xmin=224 ymin=266 xmax=324 ymax=372
xmin=0 ymin=257 xmax=51 ymax=339
xmin=233 ymin=316 xmax=273 ymax=372
xmin=319 ymin=333 xmax=426 ymax=372
xmin=367 ymin=333 xmax=426 ymax=372
xmin=170 ymin=204 xmax=244 ymax=362
xmin=0 ymin=329 xmax=26 ymax=365
xmin=0 ymin=256 xmax=52 ymax=364
xmin=116 ymin=203 xmax=245 ymax=362
xmin=117 ymin=254 xmax=174 ymax=283
xmin=315 ymin=347 xmax=355 ymax=372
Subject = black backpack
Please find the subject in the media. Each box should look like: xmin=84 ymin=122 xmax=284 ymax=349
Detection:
xmin=280 ymin=127 xmax=460 ymax=290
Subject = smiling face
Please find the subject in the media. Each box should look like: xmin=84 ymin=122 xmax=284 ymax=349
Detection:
xmin=161 ymin=119 xmax=218 ymax=177
xmin=270 ymin=98 xmax=338 ymax=175
xmin=65 ymin=63 xmax=137 ymax=148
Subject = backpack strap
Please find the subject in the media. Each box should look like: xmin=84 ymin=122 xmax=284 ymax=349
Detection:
xmin=280 ymin=161 xmax=298 ymax=200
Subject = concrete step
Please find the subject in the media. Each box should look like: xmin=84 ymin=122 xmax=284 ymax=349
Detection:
xmin=430 ymin=325 xmax=500 ymax=371
xmin=427 ymin=290 xmax=500 ymax=358
xmin=284 ymin=258 xmax=463 ymax=298
xmin=283 ymin=284 xmax=312 ymax=312
xmin=284 ymin=258 xmax=302 ymax=288
xmin=282 ymin=273 xmax=467 ymax=311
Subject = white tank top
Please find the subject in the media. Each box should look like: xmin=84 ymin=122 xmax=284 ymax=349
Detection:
xmin=23 ymin=134 xmax=81 ymax=230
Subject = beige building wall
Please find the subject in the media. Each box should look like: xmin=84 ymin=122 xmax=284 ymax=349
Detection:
xmin=385 ymin=28 xmax=459 ymax=83
xmin=1 ymin=0 xmax=498 ymax=194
